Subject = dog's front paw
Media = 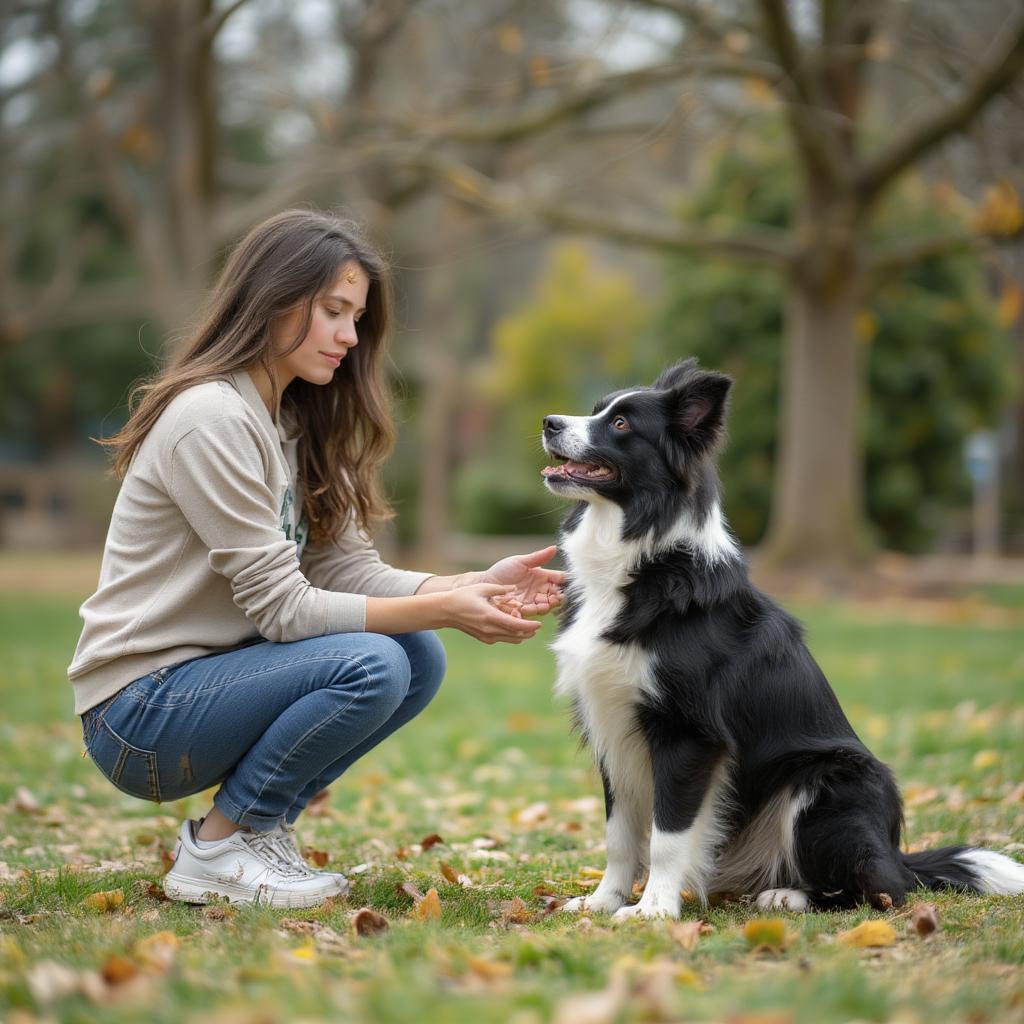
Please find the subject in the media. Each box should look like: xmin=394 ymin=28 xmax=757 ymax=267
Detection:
xmin=755 ymin=888 xmax=808 ymax=912
xmin=561 ymin=891 xmax=626 ymax=915
xmin=611 ymin=901 xmax=677 ymax=922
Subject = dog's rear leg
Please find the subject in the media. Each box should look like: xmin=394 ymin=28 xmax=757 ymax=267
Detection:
xmin=563 ymin=758 xmax=650 ymax=915
xmin=613 ymin=737 xmax=726 ymax=921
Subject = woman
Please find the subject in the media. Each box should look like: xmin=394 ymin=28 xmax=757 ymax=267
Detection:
xmin=68 ymin=209 xmax=563 ymax=909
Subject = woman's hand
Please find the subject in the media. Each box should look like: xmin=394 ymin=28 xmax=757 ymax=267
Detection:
xmin=441 ymin=583 xmax=543 ymax=644
xmin=480 ymin=546 xmax=565 ymax=616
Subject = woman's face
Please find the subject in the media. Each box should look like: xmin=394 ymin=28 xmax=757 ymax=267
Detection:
xmin=272 ymin=261 xmax=370 ymax=390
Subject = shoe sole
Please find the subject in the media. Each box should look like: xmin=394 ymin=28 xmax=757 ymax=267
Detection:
xmin=162 ymin=870 xmax=337 ymax=908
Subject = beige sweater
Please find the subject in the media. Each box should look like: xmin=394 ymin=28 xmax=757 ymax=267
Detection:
xmin=67 ymin=369 xmax=432 ymax=715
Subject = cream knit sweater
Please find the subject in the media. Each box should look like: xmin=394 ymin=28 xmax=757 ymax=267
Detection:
xmin=67 ymin=369 xmax=431 ymax=715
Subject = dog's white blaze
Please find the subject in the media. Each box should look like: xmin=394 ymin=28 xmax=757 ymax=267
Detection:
xmin=957 ymin=850 xmax=1024 ymax=895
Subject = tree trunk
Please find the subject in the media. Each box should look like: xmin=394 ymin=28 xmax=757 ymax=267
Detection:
xmin=760 ymin=264 xmax=870 ymax=571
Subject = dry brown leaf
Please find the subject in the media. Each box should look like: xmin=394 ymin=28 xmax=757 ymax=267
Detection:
xmin=398 ymin=880 xmax=426 ymax=902
xmin=352 ymin=908 xmax=389 ymax=937
xmin=421 ymin=833 xmax=444 ymax=850
xmin=440 ymin=861 xmax=459 ymax=884
xmin=100 ymin=954 xmax=139 ymax=986
xmin=306 ymin=788 xmax=332 ymax=817
xmin=498 ymin=896 xmax=533 ymax=925
xmin=132 ymin=931 xmax=178 ymax=973
xmin=145 ymin=882 xmax=169 ymax=902
xmin=395 ymin=846 xmax=409 ymax=861
xmin=837 ymin=920 xmax=897 ymax=948
xmin=202 ymin=905 xmax=234 ymax=921
xmin=411 ymin=887 xmax=442 ymax=922
xmin=907 ymin=902 xmax=940 ymax=937
xmin=465 ymin=955 xmax=513 ymax=982
xmin=873 ymin=892 xmax=894 ymax=910
xmin=83 ymin=889 xmax=124 ymax=913
xmin=532 ymin=884 xmax=557 ymax=898
xmin=302 ymin=847 xmax=329 ymax=868
xmin=14 ymin=787 xmax=41 ymax=814
xmin=514 ymin=802 xmax=550 ymax=827
xmin=668 ymin=920 xmax=713 ymax=951
xmin=541 ymin=895 xmax=567 ymax=915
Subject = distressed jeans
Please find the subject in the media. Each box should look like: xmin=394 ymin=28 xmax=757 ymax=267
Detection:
xmin=79 ymin=631 xmax=446 ymax=832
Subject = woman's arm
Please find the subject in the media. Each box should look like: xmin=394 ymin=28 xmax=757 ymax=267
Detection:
xmin=365 ymin=583 xmax=542 ymax=644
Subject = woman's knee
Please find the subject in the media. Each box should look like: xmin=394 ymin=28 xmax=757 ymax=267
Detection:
xmin=394 ymin=631 xmax=446 ymax=707
xmin=331 ymin=632 xmax=412 ymax=721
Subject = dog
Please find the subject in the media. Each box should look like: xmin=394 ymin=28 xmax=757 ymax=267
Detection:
xmin=541 ymin=358 xmax=1024 ymax=919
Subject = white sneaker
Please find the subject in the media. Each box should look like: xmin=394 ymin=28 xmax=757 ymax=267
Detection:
xmin=268 ymin=822 xmax=350 ymax=896
xmin=162 ymin=819 xmax=341 ymax=908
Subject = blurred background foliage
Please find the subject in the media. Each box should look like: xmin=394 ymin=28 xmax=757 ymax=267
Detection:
xmin=656 ymin=129 xmax=1013 ymax=551
xmin=2 ymin=0 xmax=1023 ymax=568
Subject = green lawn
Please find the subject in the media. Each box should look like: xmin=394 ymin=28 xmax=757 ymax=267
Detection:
xmin=1 ymin=584 xmax=1022 ymax=1024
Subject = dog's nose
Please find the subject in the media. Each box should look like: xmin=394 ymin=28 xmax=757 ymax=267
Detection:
xmin=543 ymin=416 xmax=566 ymax=434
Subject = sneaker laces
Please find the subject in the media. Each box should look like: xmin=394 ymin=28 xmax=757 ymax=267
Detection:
xmin=267 ymin=824 xmax=316 ymax=876
xmin=237 ymin=827 xmax=311 ymax=877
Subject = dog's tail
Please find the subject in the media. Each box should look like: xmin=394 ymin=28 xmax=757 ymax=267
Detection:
xmin=901 ymin=846 xmax=1024 ymax=895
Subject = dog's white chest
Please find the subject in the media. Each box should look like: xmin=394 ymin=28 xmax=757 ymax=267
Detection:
xmin=551 ymin=505 xmax=654 ymax=753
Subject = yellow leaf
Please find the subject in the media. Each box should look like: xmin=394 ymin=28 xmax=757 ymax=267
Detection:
xmin=855 ymin=310 xmax=879 ymax=344
xmin=838 ymin=920 xmax=897 ymax=947
xmin=496 ymin=24 xmax=523 ymax=55
xmin=412 ymin=887 xmax=442 ymax=922
xmin=466 ymin=955 xmax=513 ymax=981
xmin=580 ymin=867 xmax=604 ymax=879
xmin=996 ymin=284 xmax=1022 ymax=327
xmin=132 ymin=930 xmax=178 ymax=973
xmin=83 ymin=889 xmax=124 ymax=913
xmin=742 ymin=918 xmax=792 ymax=951
xmin=972 ymin=749 xmax=1000 ymax=770
xmin=973 ymin=180 xmax=1024 ymax=236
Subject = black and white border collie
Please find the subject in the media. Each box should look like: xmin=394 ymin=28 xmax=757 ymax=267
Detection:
xmin=542 ymin=358 xmax=1024 ymax=920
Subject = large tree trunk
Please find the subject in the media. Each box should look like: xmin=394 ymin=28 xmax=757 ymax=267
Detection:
xmin=761 ymin=262 xmax=870 ymax=570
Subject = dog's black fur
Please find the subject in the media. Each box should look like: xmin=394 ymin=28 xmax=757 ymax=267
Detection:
xmin=542 ymin=359 xmax=1021 ymax=914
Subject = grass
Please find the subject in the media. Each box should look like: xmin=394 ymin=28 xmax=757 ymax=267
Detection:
xmin=1 ymin=571 xmax=1022 ymax=1024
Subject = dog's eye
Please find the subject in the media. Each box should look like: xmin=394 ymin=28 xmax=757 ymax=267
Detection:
xmin=612 ymin=416 xmax=630 ymax=431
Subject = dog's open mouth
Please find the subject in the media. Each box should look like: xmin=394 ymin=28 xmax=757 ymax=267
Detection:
xmin=542 ymin=457 xmax=617 ymax=484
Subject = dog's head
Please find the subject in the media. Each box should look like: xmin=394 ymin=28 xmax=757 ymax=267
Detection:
xmin=541 ymin=359 xmax=732 ymax=510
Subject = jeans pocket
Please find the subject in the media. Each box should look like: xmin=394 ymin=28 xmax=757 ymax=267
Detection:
xmin=87 ymin=716 xmax=162 ymax=803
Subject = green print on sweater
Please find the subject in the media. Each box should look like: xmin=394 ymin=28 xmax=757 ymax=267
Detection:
xmin=279 ymin=486 xmax=309 ymax=558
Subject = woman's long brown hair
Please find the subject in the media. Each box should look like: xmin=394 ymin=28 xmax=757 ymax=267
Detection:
xmin=98 ymin=210 xmax=396 ymax=542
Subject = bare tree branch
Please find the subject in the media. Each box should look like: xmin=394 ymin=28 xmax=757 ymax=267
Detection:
xmin=412 ymin=153 xmax=791 ymax=267
xmin=201 ymin=0 xmax=256 ymax=43
xmin=856 ymin=11 xmax=1024 ymax=204
xmin=403 ymin=57 xmax=783 ymax=146
xmin=865 ymin=225 xmax=1024 ymax=279
xmin=756 ymin=0 xmax=845 ymax=189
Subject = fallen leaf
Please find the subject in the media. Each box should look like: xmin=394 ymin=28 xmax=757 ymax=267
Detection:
xmin=668 ymin=920 xmax=713 ymax=951
xmin=465 ymin=955 xmax=513 ymax=982
xmin=14 ymin=787 xmax=41 ymax=814
xmin=202 ymin=905 xmax=234 ymax=921
xmin=132 ymin=931 xmax=178 ymax=973
xmin=302 ymin=846 xmax=329 ymax=868
xmin=514 ymin=802 xmax=550 ymax=826
xmin=83 ymin=889 xmax=124 ymax=913
xmin=421 ymin=833 xmax=444 ymax=850
xmin=498 ymin=896 xmax=533 ymax=925
xmin=742 ymin=918 xmax=792 ymax=952
xmin=580 ymin=867 xmax=604 ymax=880
xmin=907 ymin=902 xmax=940 ymax=937
xmin=873 ymin=892 xmax=894 ymax=910
xmin=838 ymin=920 xmax=897 ymax=948
xmin=411 ymin=887 xmax=442 ymax=922
xmin=352 ymin=908 xmax=389 ymax=937
xmin=439 ymin=861 xmax=473 ymax=887
xmin=972 ymin=749 xmax=1000 ymax=770
xmin=397 ymin=880 xmax=426 ymax=902
xmin=100 ymin=954 xmax=138 ymax=986
xmin=306 ymin=789 xmax=332 ymax=817
xmin=145 ymin=882 xmax=169 ymax=902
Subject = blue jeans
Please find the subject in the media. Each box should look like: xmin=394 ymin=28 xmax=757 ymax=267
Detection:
xmin=79 ymin=632 xmax=446 ymax=832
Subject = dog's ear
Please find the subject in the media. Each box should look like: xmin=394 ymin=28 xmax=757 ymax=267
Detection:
xmin=660 ymin=370 xmax=733 ymax=473
xmin=652 ymin=358 xmax=700 ymax=392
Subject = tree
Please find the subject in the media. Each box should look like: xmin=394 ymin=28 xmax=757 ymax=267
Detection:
xmin=413 ymin=0 xmax=1024 ymax=568
xmin=657 ymin=131 xmax=1010 ymax=551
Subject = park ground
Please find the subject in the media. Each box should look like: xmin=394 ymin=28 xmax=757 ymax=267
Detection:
xmin=0 ymin=553 xmax=1022 ymax=1024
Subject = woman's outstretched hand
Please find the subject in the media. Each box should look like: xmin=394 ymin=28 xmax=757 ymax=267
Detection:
xmin=442 ymin=583 xmax=543 ymax=644
xmin=480 ymin=545 xmax=565 ymax=616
